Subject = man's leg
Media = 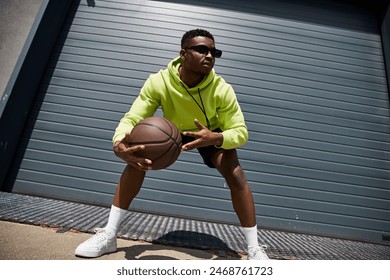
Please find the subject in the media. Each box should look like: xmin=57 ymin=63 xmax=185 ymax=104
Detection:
xmin=211 ymin=149 xmax=255 ymax=226
xmin=113 ymin=164 xmax=146 ymax=209
xmin=104 ymin=164 xmax=146 ymax=232
xmin=75 ymin=165 xmax=145 ymax=257
xmin=211 ymin=149 xmax=269 ymax=260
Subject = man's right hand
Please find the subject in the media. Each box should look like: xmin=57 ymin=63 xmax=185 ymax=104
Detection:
xmin=113 ymin=132 xmax=152 ymax=171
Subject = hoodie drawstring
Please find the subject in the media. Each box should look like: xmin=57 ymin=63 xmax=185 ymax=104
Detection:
xmin=180 ymin=82 xmax=210 ymax=129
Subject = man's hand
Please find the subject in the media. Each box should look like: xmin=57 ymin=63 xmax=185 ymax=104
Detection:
xmin=113 ymin=132 xmax=152 ymax=171
xmin=181 ymin=119 xmax=223 ymax=151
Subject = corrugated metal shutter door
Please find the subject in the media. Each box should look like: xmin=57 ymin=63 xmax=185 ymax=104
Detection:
xmin=6 ymin=0 xmax=390 ymax=242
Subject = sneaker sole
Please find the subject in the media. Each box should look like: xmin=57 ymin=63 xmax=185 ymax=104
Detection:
xmin=75 ymin=245 xmax=117 ymax=258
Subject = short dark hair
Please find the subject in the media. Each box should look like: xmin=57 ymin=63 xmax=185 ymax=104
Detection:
xmin=181 ymin=29 xmax=215 ymax=47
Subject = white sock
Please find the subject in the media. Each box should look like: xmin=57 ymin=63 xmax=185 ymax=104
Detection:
xmin=105 ymin=205 xmax=127 ymax=234
xmin=243 ymin=225 xmax=259 ymax=251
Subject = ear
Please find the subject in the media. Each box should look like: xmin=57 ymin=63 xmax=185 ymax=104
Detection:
xmin=180 ymin=49 xmax=186 ymax=60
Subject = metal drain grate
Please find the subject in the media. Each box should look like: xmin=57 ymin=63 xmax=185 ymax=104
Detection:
xmin=0 ymin=192 xmax=389 ymax=260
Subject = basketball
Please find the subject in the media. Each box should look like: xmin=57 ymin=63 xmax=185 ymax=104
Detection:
xmin=128 ymin=117 xmax=182 ymax=170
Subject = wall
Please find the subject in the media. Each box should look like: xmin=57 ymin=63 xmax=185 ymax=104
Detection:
xmin=0 ymin=0 xmax=43 ymax=100
xmin=0 ymin=0 xmax=73 ymax=188
xmin=381 ymin=4 xmax=390 ymax=94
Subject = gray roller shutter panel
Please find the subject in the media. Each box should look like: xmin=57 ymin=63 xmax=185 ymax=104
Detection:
xmin=6 ymin=0 xmax=390 ymax=242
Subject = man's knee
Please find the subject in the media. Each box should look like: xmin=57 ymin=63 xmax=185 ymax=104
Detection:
xmin=213 ymin=149 xmax=242 ymax=176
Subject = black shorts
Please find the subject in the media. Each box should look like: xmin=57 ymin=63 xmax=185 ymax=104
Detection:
xmin=181 ymin=128 xmax=225 ymax=168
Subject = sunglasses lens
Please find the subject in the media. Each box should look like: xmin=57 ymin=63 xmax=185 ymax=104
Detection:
xmin=196 ymin=46 xmax=210 ymax=55
xmin=187 ymin=45 xmax=222 ymax=58
xmin=213 ymin=49 xmax=222 ymax=58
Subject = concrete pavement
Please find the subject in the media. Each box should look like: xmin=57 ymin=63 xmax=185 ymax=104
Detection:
xmin=0 ymin=220 xmax=243 ymax=260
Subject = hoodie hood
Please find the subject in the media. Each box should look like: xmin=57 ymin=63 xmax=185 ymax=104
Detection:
xmin=167 ymin=56 xmax=216 ymax=91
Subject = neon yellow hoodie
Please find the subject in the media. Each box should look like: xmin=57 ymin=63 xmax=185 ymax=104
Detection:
xmin=113 ymin=57 xmax=248 ymax=150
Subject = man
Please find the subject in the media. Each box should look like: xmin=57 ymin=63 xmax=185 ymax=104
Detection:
xmin=75 ymin=29 xmax=269 ymax=260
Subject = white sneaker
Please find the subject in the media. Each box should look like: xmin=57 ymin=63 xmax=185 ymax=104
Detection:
xmin=75 ymin=228 xmax=117 ymax=258
xmin=248 ymin=245 xmax=270 ymax=260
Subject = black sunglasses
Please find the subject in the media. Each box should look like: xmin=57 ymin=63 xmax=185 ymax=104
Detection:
xmin=185 ymin=45 xmax=222 ymax=58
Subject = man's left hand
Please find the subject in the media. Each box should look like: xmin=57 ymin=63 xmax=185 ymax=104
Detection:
xmin=181 ymin=119 xmax=223 ymax=151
